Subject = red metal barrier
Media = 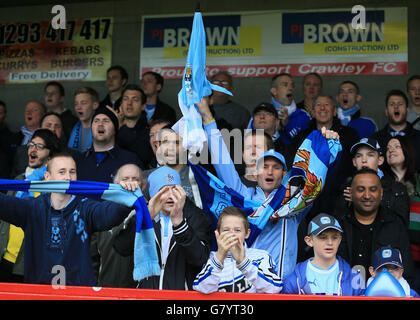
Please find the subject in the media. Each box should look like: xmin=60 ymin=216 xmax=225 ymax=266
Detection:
xmin=0 ymin=282 xmax=418 ymax=300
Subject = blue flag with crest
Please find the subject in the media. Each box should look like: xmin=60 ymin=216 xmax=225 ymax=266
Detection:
xmin=189 ymin=130 xmax=342 ymax=247
xmin=173 ymin=11 xmax=232 ymax=153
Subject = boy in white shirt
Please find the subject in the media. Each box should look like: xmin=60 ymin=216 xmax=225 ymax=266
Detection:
xmin=193 ymin=206 xmax=283 ymax=294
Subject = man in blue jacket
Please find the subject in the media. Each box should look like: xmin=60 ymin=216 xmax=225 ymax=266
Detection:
xmin=0 ymin=153 xmax=138 ymax=286
xmin=196 ymin=98 xmax=340 ymax=280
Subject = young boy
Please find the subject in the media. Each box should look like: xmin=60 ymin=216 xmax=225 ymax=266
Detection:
xmin=283 ymin=213 xmax=364 ymax=296
xmin=193 ymin=206 xmax=283 ymax=294
xmin=367 ymin=246 xmax=419 ymax=297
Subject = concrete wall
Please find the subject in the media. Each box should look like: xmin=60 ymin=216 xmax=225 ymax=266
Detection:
xmin=0 ymin=0 xmax=419 ymax=131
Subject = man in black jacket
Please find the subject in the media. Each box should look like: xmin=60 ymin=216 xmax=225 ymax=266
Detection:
xmin=113 ymin=166 xmax=212 ymax=290
xmin=337 ymin=168 xmax=415 ymax=287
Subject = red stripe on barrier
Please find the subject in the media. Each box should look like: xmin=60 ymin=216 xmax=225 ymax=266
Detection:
xmin=0 ymin=282 xmax=418 ymax=300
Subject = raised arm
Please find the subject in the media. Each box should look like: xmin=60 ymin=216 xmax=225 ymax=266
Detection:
xmin=195 ymin=98 xmax=250 ymax=195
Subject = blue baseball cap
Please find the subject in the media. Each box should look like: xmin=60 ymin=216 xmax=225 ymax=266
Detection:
xmin=372 ymin=247 xmax=403 ymax=271
xmin=350 ymin=137 xmax=383 ymax=156
xmin=148 ymin=166 xmax=181 ymax=198
xmin=308 ymin=213 xmax=343 ymax=236
xmin=256 ymin=149 xmax=287 ymax=171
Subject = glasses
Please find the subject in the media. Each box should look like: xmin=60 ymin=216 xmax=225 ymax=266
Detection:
xmin=212 ymin=80 xmax=230 ymax=86
xmin=27 ymin=142 xmax=47 ymax=150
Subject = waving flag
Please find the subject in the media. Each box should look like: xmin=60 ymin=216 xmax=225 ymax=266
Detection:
xmin=0 ymin=179 xmax=160 ymax=282
xmin=173 ymin=11 xmax=232 ymax=153
xmin=190 ymin=130 xmax=342 ymax=246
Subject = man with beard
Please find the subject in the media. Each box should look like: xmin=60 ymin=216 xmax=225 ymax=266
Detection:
xmin=10 ymin=101 xmax=46 ymax=178
xmin=337 ymin=168 xmax=415 ymax=287
xmin=0 ymin=129 xmax=61 ymax=282
xmin=370 ymin=89 xmax=420 ymax=172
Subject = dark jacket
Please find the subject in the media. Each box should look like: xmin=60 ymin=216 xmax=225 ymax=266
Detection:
xmin=116 ymin=113 xmax=155 ymax=170
xmin=333 ymin=172 xmax=410 ymax=228
xmin=0 ymin=192 xmax=132 ymax=286
xmin=113 ymin=198 xmax=212 ymax=290
xmin=90 ymin=212 xmax=137 ymax=288
xmin=152 ymin=99 xmax=177 ymax=124
xmin=75 ymin=145 xmax=144 ymax=183
xmin=99 ymin=94 xmax=122 ymax=112
xmin=370 ymin=122 xmax=420 ymax=172
xmin=0 ymin=124 xmax=16 ymax=178
xmin=337 ymin=205 xmax=416 ymax=287
xmin=60 ymin=109 xmax=79 ymax=143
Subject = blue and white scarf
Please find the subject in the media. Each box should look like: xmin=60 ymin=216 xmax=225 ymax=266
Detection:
xmin=173 ymin=11 xmax=232 ymax=154
xmin=20 ymin=126 xmax=35 ymax=146
xmin=337 ymin=104 xmax=360 ymax=126
xmin=0 ymin=178 xmax=160 ymax=282
xmin=67 ymin=121 xmax=93 ymax=153
xmin=271 ymin=97 xmax=297 ymax=117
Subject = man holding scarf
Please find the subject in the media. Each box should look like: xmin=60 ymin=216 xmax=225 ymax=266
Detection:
xmin=0 ymin=153 xmax=138 ymax=286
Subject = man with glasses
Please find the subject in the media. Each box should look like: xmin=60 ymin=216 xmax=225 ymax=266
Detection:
xmin=10 ymin=101 xmax=47 ymax=178
xmin=209 ymin=71 xmax=250 ymax=131
xmin=0 ymin=129 xmax=61 ymax=283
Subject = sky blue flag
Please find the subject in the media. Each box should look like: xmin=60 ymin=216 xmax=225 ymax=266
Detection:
xmin=189 ymin=129 xmax=342 ymax=248
xmin=173 ymin=11 xmax=233 ymax=154
xmin=0 ymin=178 xmax=161 ymax=282
xmin=365 ymin=269 xmax=406 ymax=297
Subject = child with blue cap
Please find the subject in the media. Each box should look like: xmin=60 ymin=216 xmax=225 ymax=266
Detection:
xmin=283 ymin=213 xmax=364 ymax=296
xmin=367 ymin=246 xmax=419 ymax=297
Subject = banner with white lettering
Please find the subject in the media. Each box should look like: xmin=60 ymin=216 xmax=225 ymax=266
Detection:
xmin=0 ymin=17 xmax=113 ymax=84
xmin=139 ymin=8 xmax=407 ymax=79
